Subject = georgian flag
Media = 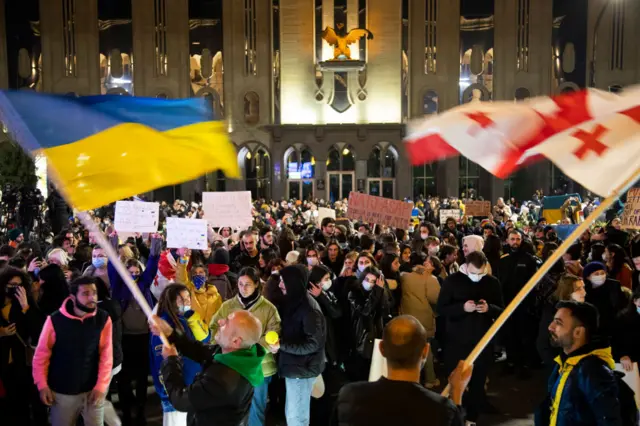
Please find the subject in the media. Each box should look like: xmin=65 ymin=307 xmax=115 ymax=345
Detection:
xmin=404 ymin=87 xmax=640 ymax=196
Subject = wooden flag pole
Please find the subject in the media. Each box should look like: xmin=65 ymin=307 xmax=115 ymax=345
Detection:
xmin=442 ymin=166 xmax=640 ymax=397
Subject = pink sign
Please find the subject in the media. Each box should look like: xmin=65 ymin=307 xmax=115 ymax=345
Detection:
xmin=347 ymin=192 xmax=412 ymax=229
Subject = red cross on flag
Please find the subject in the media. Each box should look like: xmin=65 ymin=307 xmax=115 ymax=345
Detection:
xmin=404 ymin=86 xmax=640 ymax=196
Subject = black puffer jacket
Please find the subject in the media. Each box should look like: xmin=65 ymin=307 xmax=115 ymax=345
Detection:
xmin=348 ymin=284 xmax=390 ymax=359
xmin=584 ymin=278 xmax=625 ymax=337
xmin=278 ymin=265 xmax=326 ymax=378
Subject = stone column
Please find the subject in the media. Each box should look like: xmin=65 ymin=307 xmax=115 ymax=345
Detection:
xmin=131 ymin=0 xmax=190 ymax=98
xmin=0 ymin=0 xmax=7 ymax=89
xmin=39 ymin=0 xmax=100 ymax=94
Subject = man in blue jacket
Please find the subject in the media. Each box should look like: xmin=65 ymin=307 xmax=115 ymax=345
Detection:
xmin=535 ymin=301 xmax=622 ymax=426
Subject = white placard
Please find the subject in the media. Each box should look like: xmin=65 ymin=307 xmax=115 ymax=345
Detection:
xmin=615 ymin=362 xmax=640 ymax=409
xmin=439 ymin=209 xmax=461 ymax=225
xmin=166 ymin=218 xmax=208 ymax=250
xmin=114 ymin=201 xmax=160 ymax=233
xmin=368 ymin=339 xmax=387 ymax=382
xmin=202 ymin=191 xmax=253 ymax=229
xmin=317 ymin=207 xmax=336 ymax=226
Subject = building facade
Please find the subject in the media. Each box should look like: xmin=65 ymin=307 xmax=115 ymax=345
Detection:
xmin=0 ymin=0 xmax=639 ymax=203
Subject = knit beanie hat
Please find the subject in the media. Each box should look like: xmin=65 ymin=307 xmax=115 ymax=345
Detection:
xmin=8 ymin=228 xmax=22 ymax=241
xmin=583 ymin=261 xmax=606 ymax=279
xmin=212 ymin=248 xmax=230 ymax=266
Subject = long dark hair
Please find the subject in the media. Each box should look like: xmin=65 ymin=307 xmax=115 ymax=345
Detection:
xmin=37 ymin=264 xmax=70 ymax=315
xmin=157 ymin=284 xmax=190 ymax=334
xmin=606 ymin=243 xmax=631 ymax=277
xmin=356 ymin=266 xmax=381 ymax=289
xmin=379 ymin=253 xmax=400 ymax=281
xmin=0 ymin=266 xmax=32 ymax=304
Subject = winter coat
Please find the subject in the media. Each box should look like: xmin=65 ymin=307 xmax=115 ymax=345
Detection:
xmin=209 ymin=295 xmax=281 ymax=378
xmin=498 ymin=250 xmax=538 ymax=304
xmin=0 ymin=298 xmax=40 ymax=377
xmin=612 ymin=309 xmax=640 ymax=363
xmin=584 ymin=278 xmax=625 ymax=337
xmin=348 ymin=284 xmax=391 ymax=359
xmin=400 ymin=267 xmax=440 ymax=338
xmin=176 ymin=257 xmax=223 ymax=326
xmin=535 ymin=342 xmax=622 ymax=426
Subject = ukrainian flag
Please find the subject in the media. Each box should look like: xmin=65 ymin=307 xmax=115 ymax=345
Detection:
xmin=0 ymin=91 xmax=239 ymax=210
xmin=541 ymin=194 xmax=582 ymax=224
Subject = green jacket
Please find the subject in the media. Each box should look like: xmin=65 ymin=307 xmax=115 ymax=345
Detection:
xmin=210 ymin=295 xmax=281 ymax=378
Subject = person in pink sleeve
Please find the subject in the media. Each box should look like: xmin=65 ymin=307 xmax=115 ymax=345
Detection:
xmin=32 ymin=276 xmax=113 ymax=426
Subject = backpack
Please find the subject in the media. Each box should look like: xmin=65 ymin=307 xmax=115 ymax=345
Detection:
xmin=612 ymin=370 xmax=639 ymax=426
xmin=210 ymin=274 xmax=235 ymax=301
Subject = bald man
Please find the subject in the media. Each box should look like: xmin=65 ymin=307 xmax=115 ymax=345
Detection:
xmin=332 ymin=315 xmax=471 ymax=426
xmin=150 ymin=310 xmax=267 ymax=426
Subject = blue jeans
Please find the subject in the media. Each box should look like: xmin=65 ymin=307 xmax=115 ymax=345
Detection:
xmin=284 ymin=376 xmax=317 ymax=426
xmin=248 ymin=375 xmax=272 ymax=426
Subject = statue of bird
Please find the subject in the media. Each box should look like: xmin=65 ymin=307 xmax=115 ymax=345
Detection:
xmin=321 ymin=23 xmax=374 ymax=60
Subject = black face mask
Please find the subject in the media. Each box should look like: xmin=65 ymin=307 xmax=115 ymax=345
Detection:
xmin=75 ymin=300 xmax=97 ymax=313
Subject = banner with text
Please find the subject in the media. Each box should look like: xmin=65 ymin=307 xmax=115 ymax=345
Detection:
xmin=621 ymin=188 xmax=640 ymax=230
xmin=347 ymin=192 xmax=412 ymax=229
xmin=166 ymin=218 xmax=208 ymax=250
xmin=114 ymin=201 xmax=160 ymax=233
xmin=202 ymin=191 xmax=253 ymax=229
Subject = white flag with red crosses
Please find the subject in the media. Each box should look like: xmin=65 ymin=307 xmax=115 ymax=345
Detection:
xmin=404 ymin=86 xmax=640 ymax=196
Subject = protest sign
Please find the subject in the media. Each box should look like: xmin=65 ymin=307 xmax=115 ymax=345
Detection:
xmin=621 ymin=188 xmax=640 ymax=230
xmin=317 ymin=207 xmax=336 ymax=226
xmin=114 ymin=201 xmax=160 ymax=233
xmin=166 ymin=218 xmax=208 ymax=250
xmin=439 ymin=209 xmax=461 ymax=225
xmin=465 ymin=200 xmax=492 ymax=217
xmin=615 ymin=362 xmax=640 ymax=408
xmin=368 ymin=339 xmax=387 ymax=382
xmin=202 ymin=191 xmax=253 ymax=229
xmin=347 ymin=192 xmax=412 ymax=229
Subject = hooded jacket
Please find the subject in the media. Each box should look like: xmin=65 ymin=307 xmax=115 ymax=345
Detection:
xmin=161 ymin=331 xmax=266 ymax=426
xmin=32 ymin=297 xmax=113 ymax=395
xmin=277 ymin=264 xmax=327 ymax=378
xmin=176 ymin=256 xmax=223 ymax=325
xmin=535 ymin=342 xmax=622 ymax=426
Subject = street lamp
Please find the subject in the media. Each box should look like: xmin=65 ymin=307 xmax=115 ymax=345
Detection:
xmin=589 ymin=0 xmax=619 ymax=88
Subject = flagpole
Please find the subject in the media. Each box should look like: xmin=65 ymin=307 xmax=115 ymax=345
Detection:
xmin=442 ymin=166 xmax=640 ymax=397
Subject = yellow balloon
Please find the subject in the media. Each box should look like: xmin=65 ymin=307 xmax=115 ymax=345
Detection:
xmin=265 ymin=331 xmax=279 ymax=345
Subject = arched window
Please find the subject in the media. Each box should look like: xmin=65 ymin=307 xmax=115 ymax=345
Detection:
xmin=413 ymin=163 xmax=437 ymax=199
xmin=367 ymin=146 xmax=396 ymax=198
xmin=326 ymin=145 xmax=356 ymax=202
xmin=244 ymin=147 xmax=270 ymax=199
xmin=459 ymin=156 xmax=480 ymax=199
xmin=244 ymin=92 xmax=260 ymax=124
xmin=285 ymin=147 xmax=315 ymax=200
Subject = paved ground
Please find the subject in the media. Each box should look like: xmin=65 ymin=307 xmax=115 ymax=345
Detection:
xmin=135 ymin=363 xmax=548 ymax=426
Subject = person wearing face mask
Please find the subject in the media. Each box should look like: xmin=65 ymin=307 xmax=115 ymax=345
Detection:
xmin=175 ymin=261 xmax=223 ymax=326
xmin=151 ymin=284 xmax=211 ymax=426
xmin=437 ymin=251 xmax=504 ymax=424
xmin=425 ymin=236 xmax=441 ymax=257
xmin=108 ymin=232 xmax=163 ymax=425
xmin=32 ymin=277 xmax=113 ymax=426
xmin=347 ymin=266 xmax=391 ymax=381
xmin=83 ymin=246 xmax=110 ymax=289
xmin=380 ymin=253 xmax=402 ymax=317
xmin=305 ymin=245 xmax=322 ymax=271
xmin=209 ymin=267 xmax=280 ymax=426
xmin=613 ymin=287 xmax=640 ymax=374
xmin=583 ymin=262 xmax=625 ymax=338
xmin=536 ymin=274 xmax=586 ymax=369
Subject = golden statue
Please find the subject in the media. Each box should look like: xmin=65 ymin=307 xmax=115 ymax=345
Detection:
xmin=321 ymin=23 xmax=373 ymax=60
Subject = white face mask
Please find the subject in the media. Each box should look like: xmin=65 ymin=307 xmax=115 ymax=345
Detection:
xmin=180 ymin=304 xmax=191 ymax=314
xmin=468 ymin=272 xmax=485 ymax=283
xmin=307 ymin=257 xmax=319 ymax=266
xmin=428 ymin=246 xmax=439 ymax=256
xmin=322 ymin=280 xmax=332 ymax=291
xmin=420 ymin=233 xmax=429 ymax=240
xmin=590 ymin=275 xmax=606 ymax=287
xmin=362 ymin=281 xmax=374 ymax=291
xmin=602 ymin=253 xmax=609 ymax=262
xmin=358 ymin=264 xmax=370 ymax=273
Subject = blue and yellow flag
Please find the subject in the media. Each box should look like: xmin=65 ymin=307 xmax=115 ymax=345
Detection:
xmin=0 ymin=91 xmax=239 ymax=210
xmin=541 ymin=194 xmax=582 ymax=224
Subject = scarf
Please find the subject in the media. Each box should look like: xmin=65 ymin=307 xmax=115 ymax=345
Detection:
xmin=238 ymin=291 xmax=261 ymax=310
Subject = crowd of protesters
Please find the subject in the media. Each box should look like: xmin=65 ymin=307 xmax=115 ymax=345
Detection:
xmin=0 ymin=190 xmax=638 ymax=426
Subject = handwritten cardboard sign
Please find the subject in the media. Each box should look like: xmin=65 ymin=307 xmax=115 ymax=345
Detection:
xmin=114 ymin=201 xmax=160 ymax=233
xmin=347 ymin=192 xmax=412 ymax=229
xmin=166 ymin=218 xmax=208 ymax=250
xmin=621 ymin=188 xmax=640 ymax=230
xmin=202 ymin=191 xmax=253 ymax=229
xmin=439 ymin=209 xmax=461 ymax=225
xmin=465 ymin=200 xmax=492 ymax=217
xmin=317 ymin=207 xmax=336 ymax=226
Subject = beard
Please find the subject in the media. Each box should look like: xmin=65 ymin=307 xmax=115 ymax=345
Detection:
xmin=76 ymin=300 xmax=97 ymax=313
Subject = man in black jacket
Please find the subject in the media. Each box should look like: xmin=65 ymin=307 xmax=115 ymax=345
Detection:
xmin=333 ymin=315 xmax=470 ymax=426
xmin=150 ymin=309 xmax=267 ymax=426
xmin=499 ymin=229 xmax=538 ymax=377
xmin=275 ymin=264 xmax=327 ymax=426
